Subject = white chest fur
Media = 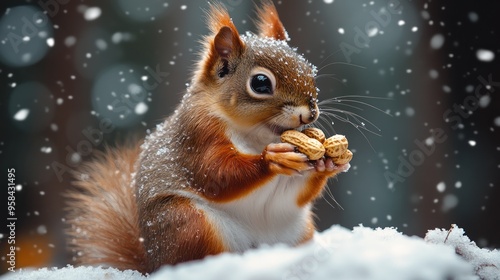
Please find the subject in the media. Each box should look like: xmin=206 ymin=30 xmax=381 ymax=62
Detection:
xmin=191 ymin=125 xmax=313 ymax=251
xmin=228 ymin=124 xmax=279 ymax=154
xmin=200 ymin=174 xmax=312 ymax=251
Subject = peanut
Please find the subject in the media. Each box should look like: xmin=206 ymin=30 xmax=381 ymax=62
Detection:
xmin=280 ymin=129 xmax=353 ymax=165
xmin=323 ymin=135 xmax=348 ymax=158
xmin=302 ymin=127 xmax=326 ymax=143
xmin=332 ymin=149 xmax=353 ymax=165
xmin=280 ymin=130 xmax=325 ymax=160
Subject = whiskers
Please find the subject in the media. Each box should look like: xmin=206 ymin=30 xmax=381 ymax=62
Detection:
xmin=314 ymin=94 xmax=391 ymax=210
xmin=316 ymin=95 xmax=392 ymax=152
xmin=316 ymin=61 xmax=366 ymax=75
xmin=240 ymin=112 xmax=284 ymax=144
xmin=314 ymin=51 xmax=366 ymax=83
xmin=322 ymin=184 xmax=344 ymax=210
xmin=312 ymin=54 xmax=391 ymax=151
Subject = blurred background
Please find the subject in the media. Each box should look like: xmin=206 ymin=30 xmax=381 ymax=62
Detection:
xmin=1 ymin=0 xmax=499 ymax=272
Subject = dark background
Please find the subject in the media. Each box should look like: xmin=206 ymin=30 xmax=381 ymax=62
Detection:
xmin=1 ymin=0 xmax=499 ymax=272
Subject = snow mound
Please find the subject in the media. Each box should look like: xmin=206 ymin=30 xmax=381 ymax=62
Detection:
xmin=3 ymin=225 xmax=497 ymax=280
xmin=426 ymin=225 xmax=500 ymax=280
xmin=0 ymin=265 xmax=144 ymax=280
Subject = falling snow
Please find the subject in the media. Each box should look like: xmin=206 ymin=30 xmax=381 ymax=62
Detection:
xmin=37 ymin=225 xmax=48 ymax=235
xmin=430 ymin=34 xmax=445 ymax=49
xmin=40 ymin=147 xmax=52 ymax=154
xmin=83 ymin=7 xmax=102 ymax=21
xmin=478 ymin=95 xmax=491 ymax=108
xmin=476 ymin=49 xmax=495 ymax=62
xmin=135 ymin=102 xmax=148 ymax=115
xmin=64 ymin=36 xmax=77 ymax=47
xmin=13 ymin=109 xmax=29 ymax=121
xmin=468 ymin=12 xmax=479 ymax=23
xmin=494 ymin=117 xmax=500 ymax=127
xmin=46 ymin=38 xmax=55 ymax=47
xmin=436 ymin=181 xmax=446 ymax=193
xmin=429 ymin=69 xmax=439 ymax=79
xmin=442 ymin=194 xmax=459 ymax=212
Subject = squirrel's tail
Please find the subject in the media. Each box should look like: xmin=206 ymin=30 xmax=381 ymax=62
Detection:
xmin=65 ymin=144 xmax=147 ymax=273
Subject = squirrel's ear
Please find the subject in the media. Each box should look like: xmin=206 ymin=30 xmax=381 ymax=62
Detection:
xmin=208 ymin=4 xmax=244 ymax=59
xmin=214 ymin=26 xmax=243 ymax=59
xmin=256 ymin=1 xmax=289 ymax=41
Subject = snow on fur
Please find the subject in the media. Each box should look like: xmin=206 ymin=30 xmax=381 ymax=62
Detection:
xmin=2 ymin=225 xmax=498 ymax=280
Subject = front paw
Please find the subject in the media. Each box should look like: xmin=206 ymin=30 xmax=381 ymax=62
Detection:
xmin=313 ymin=157 xmax=350 ymax=177
xmin=264 ymin=143 xmax=314 ymax=176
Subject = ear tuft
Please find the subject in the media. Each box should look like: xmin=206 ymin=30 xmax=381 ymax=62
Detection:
xmin=207 ymin=3 xmax=235 ymax=34
xmin=255 ymin=1 xmax=289 ymax=41
xmin=207 ymin=3 xmax=244 ymax=58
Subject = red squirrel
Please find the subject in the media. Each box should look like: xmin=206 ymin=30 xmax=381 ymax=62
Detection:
xmin=66 ymin=2 xmax=350 ymax=274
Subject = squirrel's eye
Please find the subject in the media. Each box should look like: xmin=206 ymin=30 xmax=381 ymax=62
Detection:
xmin=250 ymin=74 xmax=273 ymax=94
xmin=247 ymin=67 xmax=276 ymax=99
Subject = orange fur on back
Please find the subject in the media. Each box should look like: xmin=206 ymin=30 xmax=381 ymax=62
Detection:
xmin=65 ymin=144 xmax=147 ymax=273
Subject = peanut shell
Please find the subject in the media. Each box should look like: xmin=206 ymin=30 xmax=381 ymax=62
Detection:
xmin=324 ymin=135 xmax=348 ymax=158
xmin=302 ymin=128 xmax=326 ymax=143
xmin=280 ymin=130 xmax=325 ymax=160
xmin=332 ymin=149 xmax=353 ymax=165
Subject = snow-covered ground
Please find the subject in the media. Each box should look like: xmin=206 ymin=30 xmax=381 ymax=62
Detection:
xmin=2 ymin=225 xmax=498 ymax=280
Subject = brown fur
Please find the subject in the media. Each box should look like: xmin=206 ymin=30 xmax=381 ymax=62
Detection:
xmin=66 ymin=2 xmax=342 ymax=274
xmin=297 ymin=171 xmax=338 ymax=207
xmin=138 ymin=195 xmax=226 ymax=272
xmin=65 ymin=144 xmax=147 ymax=273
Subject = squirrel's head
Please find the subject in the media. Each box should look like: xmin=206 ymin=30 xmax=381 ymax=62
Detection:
xmin=192 ymin=2 xmax=318 ymax=137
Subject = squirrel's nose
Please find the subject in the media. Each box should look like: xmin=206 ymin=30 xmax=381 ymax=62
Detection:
xmin=304 ymin=103 xmax=319 ymax=124
xmin=300 ymin=111 xmax=316 ymax=125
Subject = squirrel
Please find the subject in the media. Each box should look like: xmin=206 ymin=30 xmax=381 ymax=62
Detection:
xmin=66 ymin=2 xmax=350 ymax=274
